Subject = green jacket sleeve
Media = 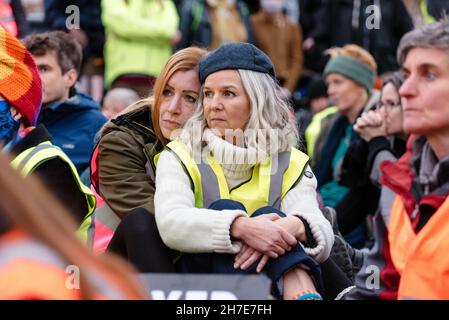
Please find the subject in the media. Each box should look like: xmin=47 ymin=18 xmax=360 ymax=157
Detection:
xmin=98 ymin=129 xmax=155 ymax=219
xmin=101 ymin=0 xmax=178 ymax=41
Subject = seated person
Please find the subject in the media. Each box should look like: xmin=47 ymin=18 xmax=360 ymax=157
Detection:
xmin=155 ymin=42 xmax=334 ymax=300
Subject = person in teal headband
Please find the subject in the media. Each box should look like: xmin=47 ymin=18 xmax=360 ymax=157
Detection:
xmin=323 ymin=44 xmax=378 ymax=123
xmin=324 ymin=55 xmax=376 ymax=94
xmin=314 ymin=44 xmax=380 ymax=249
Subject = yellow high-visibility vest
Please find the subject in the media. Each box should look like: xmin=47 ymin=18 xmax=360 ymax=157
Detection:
xmin=10 ymin=141 xmax=96 ymax=244
xmin=305 ymin=106 xmax=338 ymax=158
xmin=166 ymin=140 xmax=310 ymax=214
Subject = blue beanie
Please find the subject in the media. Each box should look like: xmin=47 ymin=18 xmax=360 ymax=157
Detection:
xmin=199 ymin=42 xmax=276 ymax=84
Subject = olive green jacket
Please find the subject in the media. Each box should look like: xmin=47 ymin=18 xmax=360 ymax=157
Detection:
xmin=98 ymin=107 xmax=160 ymax=218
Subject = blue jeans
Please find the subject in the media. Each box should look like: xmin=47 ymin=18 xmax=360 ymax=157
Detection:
xmin=176 ymin=199 xmax=323 ymax=298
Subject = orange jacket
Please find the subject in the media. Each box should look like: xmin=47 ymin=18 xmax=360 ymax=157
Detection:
xmin=0 ymin=229 xmax=134 ymax=299
xmin=389 ymin=195 xmax=449 ymax=299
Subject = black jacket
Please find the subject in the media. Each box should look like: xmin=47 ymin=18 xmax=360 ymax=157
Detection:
xmin=10 ymin=125 xmax=87 ymax=224
xmin=11 ymin=0 xmax=29 ymax=37
xmin=336 ymin=136 xmax=406 ymax=234
xmin=44 ymin=0 xmax=104 ymax=58
xmin=312 ymin=0 xmax=413 ymax=74
xmin=427 ymin=0 xmax=449 ymax=19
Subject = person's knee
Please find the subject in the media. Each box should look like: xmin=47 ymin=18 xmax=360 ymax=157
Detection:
xmin=118 ymin=208 xmax=157 ymax=234
xmin=252 ymin=206 xmax=286 ymax=218
xmin=208 ymin=199 xmax=246 ymax=211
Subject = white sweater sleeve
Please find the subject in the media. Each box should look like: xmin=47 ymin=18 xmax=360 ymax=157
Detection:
xmin=154 ymin=150 xmax=247 ymax=254
xmin=280 ymin=165 xmax=334 ymax=262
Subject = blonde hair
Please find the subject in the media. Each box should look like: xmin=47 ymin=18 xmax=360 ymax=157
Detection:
xmin=325 ymin=44 xmax=377 ymax=72
xmin=181 ymin=69 xmax=299 ymax=155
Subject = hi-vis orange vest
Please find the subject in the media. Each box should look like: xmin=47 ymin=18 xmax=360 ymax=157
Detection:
xmin=0 ymin=230 xmax=81 ymax=299
xmin=388 ymin=195 xmax=449 ymax=300
xmin=0 ymin=0 xmax=18 ymax=37
xmin=0 ymin=229 xmax=134 ymax=299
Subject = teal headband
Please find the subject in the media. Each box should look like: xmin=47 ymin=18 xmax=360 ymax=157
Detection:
xmin=324 ymin=56 xmax=376 ymax=93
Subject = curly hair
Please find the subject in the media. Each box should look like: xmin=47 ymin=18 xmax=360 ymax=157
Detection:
xmin=23 ymin=31 xmax=82 ymax=75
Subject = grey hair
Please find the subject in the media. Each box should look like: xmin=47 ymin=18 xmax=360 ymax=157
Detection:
xmin=180 ymin=69 xmax=299 ymax=154
xmin=397 ymin=17 xmax=449 ymax=65
xmin=103 ymin=88 xmax=140 ymax=108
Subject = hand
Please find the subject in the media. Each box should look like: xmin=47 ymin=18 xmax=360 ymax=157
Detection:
xmin=234 ymin=214 xmax=285 ymax=271
xmin=273 ymin=215 xmax=306 ymax=242
xmin=234 ymin=244 xmax=270 ymax=273
xmin=230 ymin=215 xmax=297 ymax=258
xmin=354 ymin=110 xmax=384 ymax=129
xmin=354 ymin=110 xmax=387 ymax=142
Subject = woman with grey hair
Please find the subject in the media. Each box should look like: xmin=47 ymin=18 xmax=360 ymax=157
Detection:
xmin=155 ymin=42 xmax=334 ymax=300
xmin=345 ymin=17 xmax=449 ymax=300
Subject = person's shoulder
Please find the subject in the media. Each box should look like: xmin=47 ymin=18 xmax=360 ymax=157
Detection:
xmin=115 ymin=106 xmax=152 ymax=128
xmin=33 ymin=153 xmax=76 ymax=182
xmin=110 ymin=107 xmax=156 ymax=142
xmin=70 ymin=93 xmax=105 ymax=119
xmin=158 ymin=148 xmax=181 ymax=166
xmin=99 ymin=126 xmax=141 ymax=150
xmin=88 ymin=109 xmax=107 ymax=123
xmin=71 ymin=109 xmax=106 ymax=130
xmin=319 ymin=108 xmax=340 ymax=126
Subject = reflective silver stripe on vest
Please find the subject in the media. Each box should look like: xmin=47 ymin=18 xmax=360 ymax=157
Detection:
xmin=0 ymin=240 xmax=68 ymax=270
xmin=197 ymin=151 xmax=292 ymax=210
xmin=197 ymin=161 xmax=221 ymax=208
xmin=86 ymin=212 xmax=96 ymax=247
xmin=0 ymin=238 xmax=127 ymax=299
xmin=95 ymin=204 xmax=121 ymax=232
xmin=268 ymin=151 xmax=292 ymax=210
xmin=17 ymin=144 xmax=59 ymax=172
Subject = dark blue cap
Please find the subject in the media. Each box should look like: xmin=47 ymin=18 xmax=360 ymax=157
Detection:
xmin=199 ymin=42 xmax=276 ymax=83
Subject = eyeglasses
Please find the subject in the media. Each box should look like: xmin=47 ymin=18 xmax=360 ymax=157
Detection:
xmin=376 ymin=101 xmax=401 ymax=110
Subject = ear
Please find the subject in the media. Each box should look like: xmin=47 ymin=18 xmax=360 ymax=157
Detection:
xmin=64 ymin=69 xmax=79 ymax=88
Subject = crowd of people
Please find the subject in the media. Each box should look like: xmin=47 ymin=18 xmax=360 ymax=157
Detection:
xmin=1 ymin=0 xmax=449 ymax=300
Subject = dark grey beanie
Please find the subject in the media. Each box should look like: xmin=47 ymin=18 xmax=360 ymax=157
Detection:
xmin=199 ymin=42 xmax=276 ymax=84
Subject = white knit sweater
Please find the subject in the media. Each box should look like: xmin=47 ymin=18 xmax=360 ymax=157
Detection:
xmin=154 ymin=130 xmax=334 ymax=262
